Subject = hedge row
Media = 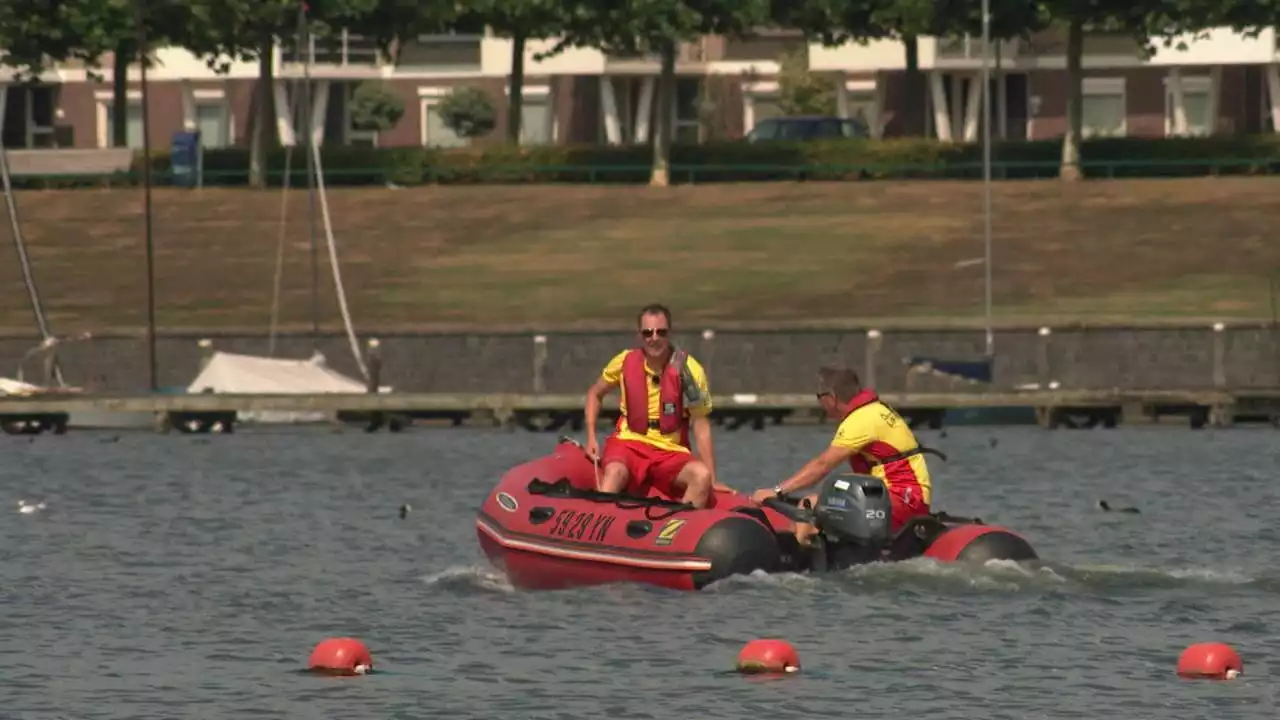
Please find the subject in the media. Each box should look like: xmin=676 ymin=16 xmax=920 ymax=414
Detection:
xmin=14 ymin=135 xmax=1280 ymax=189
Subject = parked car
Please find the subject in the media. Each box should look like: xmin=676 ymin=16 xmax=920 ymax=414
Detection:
xmin=744 ymin=115 xmax=870 ymax=142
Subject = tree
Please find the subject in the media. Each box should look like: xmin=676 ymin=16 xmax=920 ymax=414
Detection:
xmin=775 ymin=46 xmax=836 ymax=115
xmin=175 ymin=0 xmax=388 ymax=187
xmin=1209 ymin=0 xmax=1280 ymax=34
xmin=1034 ymin=0 xmax=1213 ymax=180
xmin=772 ymin=0 xmax=1046 ymax=137
xmin=350 ymin=80 xmax=404 ymax=132
xmin=0 ymin=0 xmax=125 ymax=75
xmin=461 ymin=0 xmax=569 ymax=144
xmin=345 ymin=0 xmax=469 ymax=50
xmin=437 ymin=86 xmax=498 ymax=138
xmin=0 ymin=0 xmax=194 ymax=148
xmin=552 ymin=0 xmax=772 ymax=186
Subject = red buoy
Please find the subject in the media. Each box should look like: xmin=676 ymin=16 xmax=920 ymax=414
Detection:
xmin=736 ymin=639 xmax=800 ymax=674
xmin=307 ymin=637 xmax=373 ymax=675
xmin=1177 ymin=642 xmax=1241 ymax=680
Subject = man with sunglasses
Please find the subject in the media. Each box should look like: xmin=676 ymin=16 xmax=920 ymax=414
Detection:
xmin=584 ymin=304 xmax=721 ymax=508
xmin=750 ymin=366 xmax=942 ymax=543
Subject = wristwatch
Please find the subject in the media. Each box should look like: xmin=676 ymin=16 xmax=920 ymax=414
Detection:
xmin=772 ymin=484 xmax=785 ymax=496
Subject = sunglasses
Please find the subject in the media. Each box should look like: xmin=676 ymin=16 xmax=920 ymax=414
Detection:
xmin=641 ymin=328 xmax=669 ymax=338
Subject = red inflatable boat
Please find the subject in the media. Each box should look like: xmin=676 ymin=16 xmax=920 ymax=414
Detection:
xmin=476 ymin=438 xmax=1037 ymax=591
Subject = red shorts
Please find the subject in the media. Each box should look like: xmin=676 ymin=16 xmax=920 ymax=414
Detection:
xmin=601 ymin=437 xmax=693 ymax=498
xmin=889 ymin=485 xmax=930 ymax=533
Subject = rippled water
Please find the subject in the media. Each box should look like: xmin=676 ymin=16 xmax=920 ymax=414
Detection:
xmin=3 ymin=424 xmax=1279 ymax=718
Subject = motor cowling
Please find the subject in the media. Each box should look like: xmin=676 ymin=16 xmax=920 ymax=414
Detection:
xmin=812 ymin=475 xmax=893 ymax=549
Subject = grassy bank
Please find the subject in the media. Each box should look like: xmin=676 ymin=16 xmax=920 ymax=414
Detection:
xmin=1 ymin=177 xmax=1277 ymax=334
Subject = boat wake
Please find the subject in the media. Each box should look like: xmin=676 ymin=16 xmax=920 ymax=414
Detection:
xmin=699 ymin=557 xmax=1267 ymax=596
xmin=430 ymin=558 xmax=1272 ymax=600
xmin=1049 ymin=561 xmax=1259 ymax=589
xmin=421 ymin=565 xmax=514 ymax=594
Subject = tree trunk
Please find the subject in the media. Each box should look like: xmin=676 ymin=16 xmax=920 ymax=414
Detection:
xmin=902 ymin=35 xmax=924 ymax=137
xmin=249 ymin=38 xmax=274 ymax=189
xmin=649 ymin=40 xmax=676 ymax=188
xmin=1059 ymin=18 xmax=1084 ymax=182
xmin=506 ymin=34 xmax=526 ymax=144
xmin=111 ymin=39 xmax=132 ymax=147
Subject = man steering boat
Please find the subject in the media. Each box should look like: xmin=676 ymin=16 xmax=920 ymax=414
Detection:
xmin=751 ymin=366 xmax=945 ymax=545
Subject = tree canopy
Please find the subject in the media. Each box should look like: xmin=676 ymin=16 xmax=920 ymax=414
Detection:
xmin=0 ymin=0 xmax=1252 ymax=183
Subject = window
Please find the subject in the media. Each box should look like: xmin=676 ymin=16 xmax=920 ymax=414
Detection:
xmin=1263 ymin=67 xmax=1278 ymax=133
xmin=282 ymin=29 xmax=380 ymax=67
xmin=1264 ymin=68 xmax=1274 ymax=131
xmin=741 ymin=81 xmax=782 ymax=137
xmin=286 ymin=80 xmax=322 ymax=145
xmin=846 ymin=95 xmax=875 ymax=136
xmin=101 ymin=99 xmax=145 ymax=148
xmin=1164 ymin=75 xmax=1214 ymax=136
xmin=194 ymin=104 xmax=226 ymax=147
xmin=521 ymin=100 xmax=551 ymax=144
xmin=418 ymin=88 xmax=467 ymax=148
xmin=1080 ymin=77 xmax=1126 ymax=138
xmin=324 ymin=82 xmax=379 ymax=147
xmin=674 ymin=78 xmax=701 ymax=143
xmin=3 ymin=85 xmax=59 ymax=148
xmin=841 ymin=79 xmax=877 ymax=137
xmin=181 ymin=88 xmax=233 ymax=148
xmin=513 ymin=85 xmax=553 ymax=145
xmin=397 ymin=34 xmax=483 ymax=74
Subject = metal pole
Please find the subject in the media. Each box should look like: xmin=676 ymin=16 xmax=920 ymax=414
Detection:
xmin=137 ymin=0 xmax=158 ymax=391
xmin=981 ymin=0 xmax=993 ymax=357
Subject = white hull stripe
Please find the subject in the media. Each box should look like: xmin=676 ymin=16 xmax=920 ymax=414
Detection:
xmin=476 ymin=517 xmax=714 ymax=572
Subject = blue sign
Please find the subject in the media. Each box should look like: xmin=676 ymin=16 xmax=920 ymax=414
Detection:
xmin=170 ymin=130 xmax=202 ymax=187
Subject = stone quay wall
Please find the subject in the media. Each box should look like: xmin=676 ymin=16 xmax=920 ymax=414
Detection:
xmin=1 ymin=323 xmax=1276 ymax=395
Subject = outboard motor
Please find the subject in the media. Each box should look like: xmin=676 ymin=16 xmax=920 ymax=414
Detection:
xmin=811 ymin=475 xmax=894 ymax=568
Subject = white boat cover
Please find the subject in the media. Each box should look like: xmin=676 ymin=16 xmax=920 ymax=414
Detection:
xmin=188 ymin=350 xmax=368 ymax=395
xmin=0 ymin=377 xmax=46 ymax=396
xmin=187 ymin=350 xmax=385 ymax=424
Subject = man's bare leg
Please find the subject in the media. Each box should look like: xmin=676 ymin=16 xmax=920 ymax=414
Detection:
xmin=671 ymin=460 xmax=713 ymax=508
xmin=597 ymin=461 xmax=631 ymax=493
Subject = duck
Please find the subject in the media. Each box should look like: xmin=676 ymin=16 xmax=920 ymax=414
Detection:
xmin=17 ymin=500 xmax=47 ymax=514
xmin=1097 ymin=499 xmax=1139 ymax=514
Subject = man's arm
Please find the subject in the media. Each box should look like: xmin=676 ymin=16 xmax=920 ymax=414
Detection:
xmin=772 ymin=445 xmax=853 ymax=497
xmin=690 ymin=413 xmax=726 ymax=489
xmin=685 ymin=358 xmax=728 ymax=489
xmin=586 ymin=352 xmax=625 ymax=456
xmin=751 ymin=417 xmax=869 ymax=504
xmin=584 ymin=376 xmax=616 ymax=455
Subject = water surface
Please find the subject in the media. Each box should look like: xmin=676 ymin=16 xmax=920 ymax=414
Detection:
xmin=3 ymin=424 xmax=1277 ymax=718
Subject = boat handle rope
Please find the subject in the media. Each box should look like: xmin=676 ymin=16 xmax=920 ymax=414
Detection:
xmin=526 ymin=478 xmax=696 ymax=521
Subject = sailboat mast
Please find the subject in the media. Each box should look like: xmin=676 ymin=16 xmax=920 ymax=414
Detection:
xmin=1 ymin=137 xmax=67 ymax=386
xmin=1 ymin=149 xmax=49 ymax=339
xmin=298 ymin=4 xmax=320 ymax=350
xmin=981 ymin=0 xmax=994 ymax=357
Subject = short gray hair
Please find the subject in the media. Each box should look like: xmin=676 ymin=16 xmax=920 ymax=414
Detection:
xmin=817 ymin=366 xmax=862 ymax=400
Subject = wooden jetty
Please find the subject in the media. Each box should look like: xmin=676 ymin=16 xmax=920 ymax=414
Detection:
xmin=1 ymin=388 xmax=1279 ymax=435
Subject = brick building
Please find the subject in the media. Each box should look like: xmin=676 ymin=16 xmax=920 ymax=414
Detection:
xmin=1 ymin=26 xmax=1278 ymax=157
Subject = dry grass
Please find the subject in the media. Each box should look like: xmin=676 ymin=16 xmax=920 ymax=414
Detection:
xmin=1 ymin=177 xmax=1278 ymax=334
